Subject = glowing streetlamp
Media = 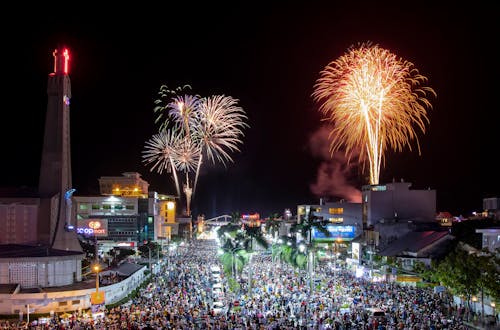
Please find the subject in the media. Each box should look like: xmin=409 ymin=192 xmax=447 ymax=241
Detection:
xmin=93 ymin=264 xmax=100 ymax=293
xmin=90 ymin=263 xmax=105 ymax=310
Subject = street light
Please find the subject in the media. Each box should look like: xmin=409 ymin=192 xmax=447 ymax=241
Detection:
xmin=272 ymin=238 xmax=283 ymax=266
xmin=333 ymin=238 xmax=342 ymax=285
xmin=298 ymin=243 xmax=314 ymax=291
xmin=90 ymin=263 xmax=105 ymax=314
xmin=145 ymin=246 xmax=152 ymax=273
xmin=93 ymin=264 xmax=100 ymax=293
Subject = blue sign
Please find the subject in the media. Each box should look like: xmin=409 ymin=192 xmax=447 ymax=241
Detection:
xmin=312 ymin=225 xmax=356 ymax=241
xmin=77 ymin=227 xmax=94 ymax=235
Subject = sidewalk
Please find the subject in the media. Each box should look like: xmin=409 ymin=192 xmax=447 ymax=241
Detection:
xmin=464 ymin=320 xmax=499 ymax=330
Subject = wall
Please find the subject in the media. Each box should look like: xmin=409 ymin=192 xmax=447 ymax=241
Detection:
xmin=0 ymin=266 xmax=147 ymax=315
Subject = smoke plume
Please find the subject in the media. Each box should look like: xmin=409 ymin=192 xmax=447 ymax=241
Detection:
xmin=309 ymin=126 xmax=362 ymax=203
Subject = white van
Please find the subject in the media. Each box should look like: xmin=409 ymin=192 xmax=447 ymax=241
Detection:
xmin=366 ymin=308 xmax=385 ymax=319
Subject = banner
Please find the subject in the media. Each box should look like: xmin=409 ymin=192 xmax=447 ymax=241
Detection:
xmin=90 ymin=291 xmax=105 ymax=305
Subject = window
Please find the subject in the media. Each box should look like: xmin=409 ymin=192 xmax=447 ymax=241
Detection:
xmin=92 ymin=204 xmax=100 ymax=210
xmin=103 ymin=204 xmax=111 ymax=210
xmin=72 ymin=300 xmax=80 ymax=305
xmin=79 ymin=204 xmax=89 ymax=210
xmin=329 ymin=208 xmax=344 ymax=215
xmin=126 ymin=205 xmax=135 ymax=210
xmin=329 ymin=217 xmax=344 ymax=223
xmin=58 ymin=301 xmax=68 ymax=306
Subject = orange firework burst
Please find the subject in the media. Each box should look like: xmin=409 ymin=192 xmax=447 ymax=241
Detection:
xmin=312 ymin=42 xmax=436 ymax=185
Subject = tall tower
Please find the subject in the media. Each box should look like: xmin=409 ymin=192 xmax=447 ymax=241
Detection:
xmin=38 ymin=47 xmax=82 ymax=251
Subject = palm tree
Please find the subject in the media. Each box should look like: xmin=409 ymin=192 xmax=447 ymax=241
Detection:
xmin=219 ymin=235 xmax=247 ymax=280
xmin=230 ymin=211 xmax=241 ymax=224
xmin=266 ymin=213 xmax=282 ymax=240
xmin=279 ymin=236 xmax=308 ymax=269
xmin=242 ymin=223 xmax=269 ymax=296
xmin=290 ymin=213 xmax=331 ymax=291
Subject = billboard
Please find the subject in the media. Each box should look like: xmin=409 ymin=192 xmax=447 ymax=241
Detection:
xmin=312 ymin=225 xmax=356 ymax=242
xmin=351 ymin=242 xmax=360 ymax=263
xmin=76 ymin=219 xmax=108 ymax=237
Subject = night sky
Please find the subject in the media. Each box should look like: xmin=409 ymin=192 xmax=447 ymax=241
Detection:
xmin=1 ymin=3 xmax=498 ymax=218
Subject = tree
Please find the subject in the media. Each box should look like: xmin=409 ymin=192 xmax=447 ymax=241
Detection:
xmin=483 ymin=248 xmax=500 ymax=302
xmin=218 ymin=226 xmax=248 ymax=279
xmin=273 ymin=236 xmax=307 ymax=269
xmin=138 ymin=241 xmax=161 ymax=260
xmin=242 ymin=223 xmax=269 ymax=295
xmin=412 ymin=260 xmax=434 ymax=283
xmin=291 ymin=213 xmax=331 ymax=291
xmin=433 ymin=246 xmax=480 ymax=318
xmin=266 ymin=214 xmax=281 ymax=240
xmin=230 ymin=211 xmax=241 ymax=225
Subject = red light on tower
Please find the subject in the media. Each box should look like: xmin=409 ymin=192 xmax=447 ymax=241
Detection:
xmin=52 ymin=47 xmax=70 ymax=75
xmin=63 ymin=48 xmax=69 ymax=74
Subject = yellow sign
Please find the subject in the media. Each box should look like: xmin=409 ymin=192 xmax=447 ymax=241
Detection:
xmin=396 ymin=275 xmax=422 ymax=282
xmin=90 ymin=291 xmax=105 ymax=304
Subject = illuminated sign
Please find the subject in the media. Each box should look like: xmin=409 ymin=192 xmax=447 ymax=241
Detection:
xmin=117 ymin=242 xmax=135 ymax=247
xmin=77 ymin=219 xmax=108 ymax=237
xmin=242 ymin=213 xmax=260 ymax=221
xmin=312 ymin=225 xmax=356 ymax=242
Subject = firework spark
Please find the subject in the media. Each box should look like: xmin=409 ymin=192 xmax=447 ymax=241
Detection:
xmin=312 ymin=42 xmax=436 ymax=185
xmin=142 ymin=129 xmax=182 ymax=197
xmin=143 ymin=86 xmax=248 ymax=216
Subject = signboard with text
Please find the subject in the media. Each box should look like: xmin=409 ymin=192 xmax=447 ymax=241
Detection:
xmin=76 ymin=219 xmax=108 ymax=237
xmin=312 ymin=225 xmax=356 ymax=242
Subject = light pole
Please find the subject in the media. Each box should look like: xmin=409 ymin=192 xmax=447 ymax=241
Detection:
xmin=333 ymin=238 xmax=341 ymax=285
xmin=299 ymin=243 xmax=313 ymax=291
xmin=147 ymin=246 xmax=152 ymax=273
xmin=93 ymin=264 xmax=100 ymax=293
xmin=491 ymin=302 xmax=496 ymax=324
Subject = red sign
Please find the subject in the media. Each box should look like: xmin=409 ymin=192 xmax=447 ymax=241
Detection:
xmin=77 ymin=219 xmax=108 ymax=237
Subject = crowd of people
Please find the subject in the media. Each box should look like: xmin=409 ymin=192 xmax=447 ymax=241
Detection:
xmin=1 ymin=239 xmax=495 ymax=329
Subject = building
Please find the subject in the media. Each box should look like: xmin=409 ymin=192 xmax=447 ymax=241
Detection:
xmin=0 ymin=196 xmax=39 ymax=245
xmin=74 ymin=174 xmax=177 ymax=253
xmin=0 ymin=245 xmax=83 ymax=288
xmin=98 ymin=172 xmax=149 ymax=197
xmin=0 ymin=47 xmax=84 ymax=290
xmin=362 ymin=179 xmax=436 ymax=228
xmin=378 ymin=231 xmax=455 ymax=269
xmin=483 ymin=197 xmax=500 ymax=220
xmin=435 ymin=211 xmax=453 ymax=227
xmin=298 ymin=200 xmax=362 ymax=227
xmin=297 ymin=200 xmax=362 ymax=244
xmin=475 ymin=227 xmax=500 ymax=253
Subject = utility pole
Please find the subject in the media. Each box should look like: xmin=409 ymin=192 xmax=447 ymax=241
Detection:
xmin=148 ymin=246 xmax=152 ymax=273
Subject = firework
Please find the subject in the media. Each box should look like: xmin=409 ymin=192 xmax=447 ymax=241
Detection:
xmin=142 ymin=129 xmax=182 ymax=197
xmin=312 ymin=42 xmax=436 ymax=185
xmin=143 ymin=86 xmax=248 ymax=216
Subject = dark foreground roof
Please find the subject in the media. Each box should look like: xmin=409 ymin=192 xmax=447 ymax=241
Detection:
xmin=379 ymin=231 xmax=451 ymax=257
xmin=114 ymin=262 xmax=146 ymax=276
xmin=0 ymin=244 xmax=84 ymax=258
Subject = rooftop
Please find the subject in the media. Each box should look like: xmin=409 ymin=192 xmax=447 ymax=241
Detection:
xmin=0 ymin=244 xmax=84 ymax=258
